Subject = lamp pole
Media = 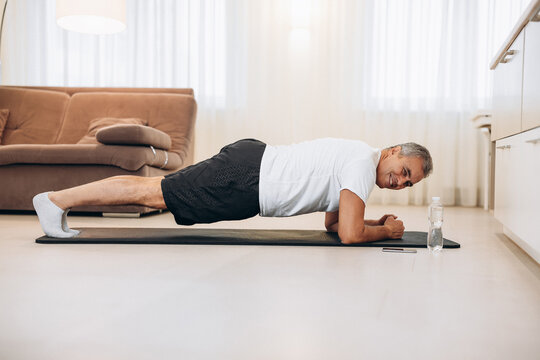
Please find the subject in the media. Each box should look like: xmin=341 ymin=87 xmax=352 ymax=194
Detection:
xmin=0 ymin=0 xmax=8 ymax=83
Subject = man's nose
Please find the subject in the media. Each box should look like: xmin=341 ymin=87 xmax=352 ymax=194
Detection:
xmin=397 ymin=175 xmax=408 ymax=188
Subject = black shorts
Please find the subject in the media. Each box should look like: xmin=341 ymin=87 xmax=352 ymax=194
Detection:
xmin=161 ymin=139 xmax=266 ymax=225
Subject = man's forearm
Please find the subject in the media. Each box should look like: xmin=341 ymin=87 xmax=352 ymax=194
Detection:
xmin=328 ymin=219 xmax=379 ymax=231
xmin=338 ymin=224 xmax=391 ymax=244
xmin=327 ymin=220 xmax=384 ymax=238
xmin=359 ymin=225 xmax=391 ymax=243
xmin=364 ymin=219 xmax=380 ymax=226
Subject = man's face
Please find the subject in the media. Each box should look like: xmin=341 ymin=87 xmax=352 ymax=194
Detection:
xmin=376 ymin=146 xmax=425 ymax=190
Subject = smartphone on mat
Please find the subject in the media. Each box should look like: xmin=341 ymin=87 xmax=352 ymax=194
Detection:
xmin=382 ymin=247 xmax=417 ymax=253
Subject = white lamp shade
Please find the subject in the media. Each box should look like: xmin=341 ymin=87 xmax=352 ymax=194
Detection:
xmin=56 ymin=0 xmax=126 ymax=35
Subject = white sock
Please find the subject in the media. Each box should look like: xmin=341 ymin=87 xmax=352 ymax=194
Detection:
xmin=32 ymin=192 xmax=76 ymax=238
xmin=62 ymin=209 xmax=80 ymax=236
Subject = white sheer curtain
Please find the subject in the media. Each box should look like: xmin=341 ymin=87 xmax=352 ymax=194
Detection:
xmin=0 ymin=0 xmax=529 ymax=206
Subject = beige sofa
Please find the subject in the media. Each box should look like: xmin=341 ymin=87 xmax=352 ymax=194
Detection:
xmin=0 ymin=86 xmax=197 ymax=215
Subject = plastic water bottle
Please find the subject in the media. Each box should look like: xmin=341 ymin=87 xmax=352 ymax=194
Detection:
xmin=427 ymin=197 xmax=444 ymax=253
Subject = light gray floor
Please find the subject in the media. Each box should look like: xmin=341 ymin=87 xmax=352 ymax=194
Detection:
xmin=0 ymin=205 xmax=539 ymax=360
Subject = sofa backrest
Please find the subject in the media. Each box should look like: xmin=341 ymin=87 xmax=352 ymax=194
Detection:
xmin=0 ymin=87 xmax=70 ymax=145
xmin=17 ymin=86 xmax=194 ymax=97
xmin=55 ymin=92 xmax=196 ymax=159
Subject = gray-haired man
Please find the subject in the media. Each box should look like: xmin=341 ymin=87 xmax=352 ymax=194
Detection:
xmin=33 ymin=138 xmax=433 ymax=243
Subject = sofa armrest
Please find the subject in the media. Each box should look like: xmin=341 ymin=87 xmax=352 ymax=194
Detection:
xmin=96 ymin=124 xmax=172 ymax=150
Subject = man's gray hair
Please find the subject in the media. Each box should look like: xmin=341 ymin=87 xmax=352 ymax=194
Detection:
xmin=387 ymin=142 xmax=433 ymax=177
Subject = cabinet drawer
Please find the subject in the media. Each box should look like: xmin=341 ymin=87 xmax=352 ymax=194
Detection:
xmin=523 ymin=19 xmax=540 ymax=131
xmin=492 ymin=32 xmax=524 ymax=140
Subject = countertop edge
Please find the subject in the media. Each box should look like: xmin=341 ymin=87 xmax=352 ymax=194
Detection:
xmin=489 ymin=0 xmax=540 ymax=70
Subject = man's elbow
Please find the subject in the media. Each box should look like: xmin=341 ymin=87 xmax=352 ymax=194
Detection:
xmin=338 ymin=227 xmax=367 ymax=244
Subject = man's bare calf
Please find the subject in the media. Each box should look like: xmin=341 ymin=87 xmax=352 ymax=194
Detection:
xmin=33 ymin=176 xmax=167 ymax=238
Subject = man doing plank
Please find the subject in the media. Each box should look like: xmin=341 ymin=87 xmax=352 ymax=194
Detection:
xmin=33 ymin=138 xmax=433 ymax=243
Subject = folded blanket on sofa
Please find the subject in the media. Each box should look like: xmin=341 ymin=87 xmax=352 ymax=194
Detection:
xmin=96 ymin=124 xmax=172 ymax=150
xmin=77 ymin=117 xmax=149 ymax=144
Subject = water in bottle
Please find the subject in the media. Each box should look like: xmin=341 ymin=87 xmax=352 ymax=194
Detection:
xmin=427 ymin=196 xmax=444 ymax=253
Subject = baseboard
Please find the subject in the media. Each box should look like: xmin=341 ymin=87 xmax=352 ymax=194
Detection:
xmin=503 ymin=226 xmax=540 ymax=265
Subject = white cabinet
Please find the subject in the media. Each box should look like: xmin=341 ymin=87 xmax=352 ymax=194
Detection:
xmin=492 ymin=32 xmax=524 ymax=141
xmin=518 ymin=128 xmax=540 ymax=253
xmin=491 ymin=1 xmax=540 ymax=263
xmin=523 ymin=17 xmax=540 ymax=131
xmin=494 ymin=127 xmax=540 ymax=263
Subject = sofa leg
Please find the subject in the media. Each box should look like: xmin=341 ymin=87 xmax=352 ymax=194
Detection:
xmin=101 ymin=209 xmax=164 ymax=218
xmin=102 ymin=212 xmax=141 ymax=218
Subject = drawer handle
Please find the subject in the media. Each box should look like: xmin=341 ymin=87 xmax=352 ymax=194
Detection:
xmin=500 ymin=50 xmax=517 ymax=63
xmin=525 ymin=138 xmax=540 ymax=144
xmin=496 ymin=145 xmax=512 ymax=149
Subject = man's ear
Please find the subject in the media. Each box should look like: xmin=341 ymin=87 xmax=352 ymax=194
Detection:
xmin=391 ymin=146 xmax=402 ymax=155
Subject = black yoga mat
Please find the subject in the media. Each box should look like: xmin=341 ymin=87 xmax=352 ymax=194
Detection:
xmin=36 ymin=228 xmax=460 ymax=248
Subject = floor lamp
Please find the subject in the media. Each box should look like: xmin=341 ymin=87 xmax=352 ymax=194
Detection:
xmin=56 ymin=0 xmax=126 ymax=35
xmin=0 ymin=0 xmax=8 ymax=84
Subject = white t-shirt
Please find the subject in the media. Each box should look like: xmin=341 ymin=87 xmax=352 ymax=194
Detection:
xmin=258 ymin=138 xmax=381 ymax=217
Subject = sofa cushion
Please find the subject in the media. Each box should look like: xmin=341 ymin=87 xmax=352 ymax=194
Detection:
xmin=0 ymin=87 xmax=70 ymax=145
xmin=56 ymin=93 xmax=196 ymax=160
xmin=77 ymin=117 xmax=147 ymax=144
xmin=0 ymin=109 xmax=8 ymax=143
xmin=96 ymin=124 xmax=172 ymax=150
xmin=0 ymin=144 xmax=182 ymax=171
